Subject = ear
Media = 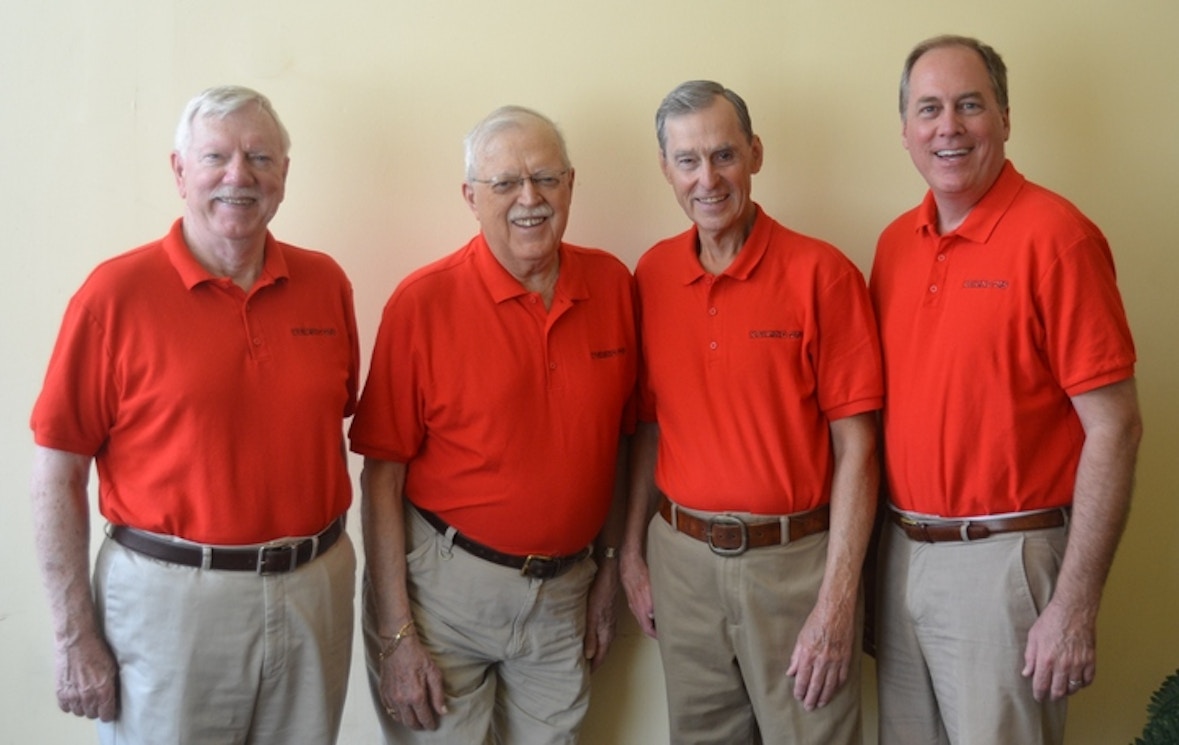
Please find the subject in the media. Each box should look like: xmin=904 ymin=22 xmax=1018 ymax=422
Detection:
xmin=1001 ymin=106 xmax=1011 ymax=142
xmin=749 ymin=135 xmax=765 ymax=175
xmin=170 ymin=151 xmax=187 ymax=197
xmin=462 ymin=182 xmax=478 ymax=216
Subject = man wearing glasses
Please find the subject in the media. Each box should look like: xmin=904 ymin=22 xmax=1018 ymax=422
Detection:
xmin=350 ymin=105 xmax=636 ymax=744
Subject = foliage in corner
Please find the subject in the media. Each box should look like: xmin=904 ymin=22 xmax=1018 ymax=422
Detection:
xmin=1133 ymin=668 xmax=1179 ymax=745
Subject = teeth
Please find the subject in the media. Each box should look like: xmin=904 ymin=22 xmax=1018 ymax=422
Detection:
xmin=514 ymin=217 xmax=545 ymax=227
xmin=219 ymin=198 xmax=254 ymax=205
xmin=936 ymin=149 xmax=969 ymax=157
xmin=698 ymin=196 xmax=726 ymax=204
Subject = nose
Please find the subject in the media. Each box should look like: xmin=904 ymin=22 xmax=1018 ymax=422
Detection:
xmin=223 ymin=152 xmax=254 ymax=184
xmin=517 ymin=177 xmax=543 ymax=205
xmin=935 ymin=108 xmax=966 ymax=137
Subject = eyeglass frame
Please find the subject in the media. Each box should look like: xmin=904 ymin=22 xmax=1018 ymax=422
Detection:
xmin=468 ymin=169 xmax=570 ymax=196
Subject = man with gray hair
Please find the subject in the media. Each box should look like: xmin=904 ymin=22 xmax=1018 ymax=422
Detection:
xmin=620 ymin=80 xmax=882 ymax=744
xmin=30 ymin=85 xmax=360 ymax=743
xmin=871 ymin=35 xmax=1141 ymax=744
xmin=351 ymin=105 xmax=636 ymax=743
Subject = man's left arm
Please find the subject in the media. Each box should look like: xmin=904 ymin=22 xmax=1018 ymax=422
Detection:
xmin=583 ymin=436 xmax=629 ymax=671
xmin=1023 ymin=377 xmax=1142 ymax=701
xmin=787 ymin=411 xmax=878 ymax=710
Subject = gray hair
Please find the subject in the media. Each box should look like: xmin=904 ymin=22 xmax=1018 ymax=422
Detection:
xmin=655 ymin=80 xmax=754 ymax=155
xmin=899 ymin=35 xmax=1009 ymax=118
xmin=463 ymin=105 xmax=571 ymax=180
xmin=174 ymin=85 xmax=291 ymax=155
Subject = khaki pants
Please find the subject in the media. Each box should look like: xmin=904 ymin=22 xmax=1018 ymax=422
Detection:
xmin=364 ymin=505 xmax=597 ymax=745
xmin=876 ymin=521 xmax=1069 ymax=745
xmin=94 ymin=532 xmax=356 ymax=745
xmin=647 ymin=513 xmax=863 ymax=745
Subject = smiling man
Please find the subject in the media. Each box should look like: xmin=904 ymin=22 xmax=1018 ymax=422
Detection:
xmin=619 ymin=80 xmax=882 ymax=745
xmin=350 ymin=105 xmax=636 ymax=744
xmin=30 ymin=86 xmax=359 ymax=744
xmin=870 ymin=36 xmax=1142 ymax=745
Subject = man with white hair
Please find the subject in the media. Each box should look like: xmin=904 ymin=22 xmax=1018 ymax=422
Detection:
xmin=30 ymin=85 xmax=359 ymax=743
xmin=351 ymin=105 xmax=636 ymax=743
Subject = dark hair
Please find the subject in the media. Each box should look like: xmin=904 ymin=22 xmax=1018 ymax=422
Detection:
xmin=899 ymin=35 xmax=1008 ymax=117
xmin=655 ymin=80 xmax=753 ymax=154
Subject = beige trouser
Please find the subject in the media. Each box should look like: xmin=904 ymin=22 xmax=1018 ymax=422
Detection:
xmin=647 ymin=512 xmax=863 ymax=745
xmin=94 ymin=533 xmax=356 ymax=745
xmin=876 ymin=521 xmax=1069 ymax=745
xmin=364 ymin=505 xmax=597 ymax=745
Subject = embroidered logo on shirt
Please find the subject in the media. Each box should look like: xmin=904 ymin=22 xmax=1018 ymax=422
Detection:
xmin=591 ymin=347 xmax=627 ymax=360
xmin=962 ymin=280 xmax=1010 ymax=290
xmin=290 ymin=327 xmax=338 ymax=336
xmin=749 ymin=330 xmax=803 ymax=340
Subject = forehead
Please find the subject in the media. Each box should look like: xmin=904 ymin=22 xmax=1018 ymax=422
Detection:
xmin=663 ymin=100 xmax=746 ymax=152
xmin=474 ymin=120 xmax=565 ymax=174
xmin=189 ymin=105 xmax=283 ymax=150
xmin=909 ymin=45 xmax=995 ymax=101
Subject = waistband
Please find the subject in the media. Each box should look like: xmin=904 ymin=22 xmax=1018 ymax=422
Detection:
xmin=108 ymin=515 xmax=345 ymax=574
xmin=889 ymin=506 xmax=1069 ymax=543
xmin=659 ymin=497 xmax=830 ymax=556
xmin=414 ymin=505 xmax=590 ymax=580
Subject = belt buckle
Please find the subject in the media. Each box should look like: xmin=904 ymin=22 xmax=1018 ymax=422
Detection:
xmin=520 ymin=554 xmax=555 ymax=579
xmin=706 ymin=514 xmax=748 ymax=556
xmin=257 ymin=543 xmax=299 ymax=575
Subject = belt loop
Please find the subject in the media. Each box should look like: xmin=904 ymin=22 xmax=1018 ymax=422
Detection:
xmin=670 ymin=501 xmax=680 ymax=530
xmin=201 ymin=546 xmax=212 ymax=571
xmin=440 ymin=525 xmax=457 ymax=559
xmin=308 ymin=534 xmax=320 ymax=562
xmin=1060 ymin=508 xmax=1070 ymax=530
xmin=779 ymin=515 xmax=790 ymax=545
xmin=960 ymin=522 xmax=972 ymax=542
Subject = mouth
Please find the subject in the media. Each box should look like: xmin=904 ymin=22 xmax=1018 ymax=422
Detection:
xmin=214 ymin=194 xmax=259 ymax=207
xmin=509 ymin=207 xmax=553 ymax=229
xmin=694 ymin=194 xmax=729 ymax=206
xmin=934 ymin=148 xmax=971 ymax=160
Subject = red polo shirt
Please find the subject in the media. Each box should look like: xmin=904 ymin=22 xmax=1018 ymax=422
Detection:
xmin=870 ymin=161 xmax=1136 ymax=517
xmin=31 ymin=219 xmax=360 ymax=544
xmin=636 ymin=206 xmax=883 ymax=514
xmin=349 ymin=234 xmax=637 ymax=556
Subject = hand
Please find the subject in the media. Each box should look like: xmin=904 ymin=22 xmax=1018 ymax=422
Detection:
xmin=1022 ymin=599 xmax=1097 ymax=701
xmin=584 ymin=562 xmax=619 ymax=671
xmin=378 ymin=634 xmax=448 ymax=730
xmin=786 ymin=602 xmax=855 ymax=711
xmin=619 ymin=550 xmax=657 ymax=639
xmin=54 ymin=630 xmax=119 ymax=721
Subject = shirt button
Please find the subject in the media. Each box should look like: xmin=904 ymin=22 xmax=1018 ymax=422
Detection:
xmin=253 ymin=338 xmax=263 ymax=346
xmin=929 ymin=285 xmax=939 ymax=294
xmin=709 ymin=341 xmax=718 ymax=350
xmin=937 ymin=254 xmax=947 ymax=262
xmin=708 ymin=307 xmax=718 ymax=316
xmin=549 ymin=362 xmax=557 ymax=370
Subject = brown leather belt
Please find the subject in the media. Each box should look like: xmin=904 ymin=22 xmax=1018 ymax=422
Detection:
xmin=109 ymin=516 xmax=345 ymax=574
xmin=889 ymin=508 xmax=1068 ymax=543
xmin=659 ymin=497 xmax=830 ymax=556
xmin=415 ymin=506 xmax=591 ymax=580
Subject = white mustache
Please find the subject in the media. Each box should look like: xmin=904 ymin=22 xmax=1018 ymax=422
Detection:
xmin=509 ymin=206 xmax=553 ymax=221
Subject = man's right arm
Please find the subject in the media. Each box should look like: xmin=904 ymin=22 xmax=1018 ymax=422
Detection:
xmin=30 ymin=445 xmax=118 ymax=722
xmin=619 ymin=421 xmax=661 ymax=638
xmin=359 ymin=457 xmax=447 ymax=729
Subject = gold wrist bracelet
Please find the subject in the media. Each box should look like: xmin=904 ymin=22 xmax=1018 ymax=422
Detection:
xmin=377 ymin=620 xmax=416 ymax=664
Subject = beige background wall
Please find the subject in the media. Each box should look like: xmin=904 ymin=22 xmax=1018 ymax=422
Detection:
xmin=2 ymin=0 xmax=1175 ymax=742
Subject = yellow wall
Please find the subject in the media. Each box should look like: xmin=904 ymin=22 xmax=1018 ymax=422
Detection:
xmin=2 ymin=1 xmax=1175 ymax=742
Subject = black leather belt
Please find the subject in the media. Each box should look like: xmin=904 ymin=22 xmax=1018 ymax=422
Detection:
xmin=109 ymin=516 xmax=345 ymax=574
xmin=415 ymin=506 xmax=590 ymax=580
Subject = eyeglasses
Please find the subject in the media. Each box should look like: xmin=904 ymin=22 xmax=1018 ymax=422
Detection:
xmin=469 ymin=170 xmax=569 ymax=196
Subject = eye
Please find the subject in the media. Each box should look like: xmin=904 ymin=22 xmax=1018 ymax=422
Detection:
xmin=490 ymin=179 xmax=520 ymax=195
xmin=676 ymin=157 xmax=698 ymax=170
xmin=713 ymin=150 xmax=735 ymax=165
xmin=533 ymin=176 xmax=561 ymax=189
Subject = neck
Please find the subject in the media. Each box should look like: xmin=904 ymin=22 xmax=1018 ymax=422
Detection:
xmin=510 ymin=253 xmax=561 ymax=310
xmin=697 ymin=208 xmax=757 ymax=274
xmin=184 ymin=226 xmax=267 ymax=291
